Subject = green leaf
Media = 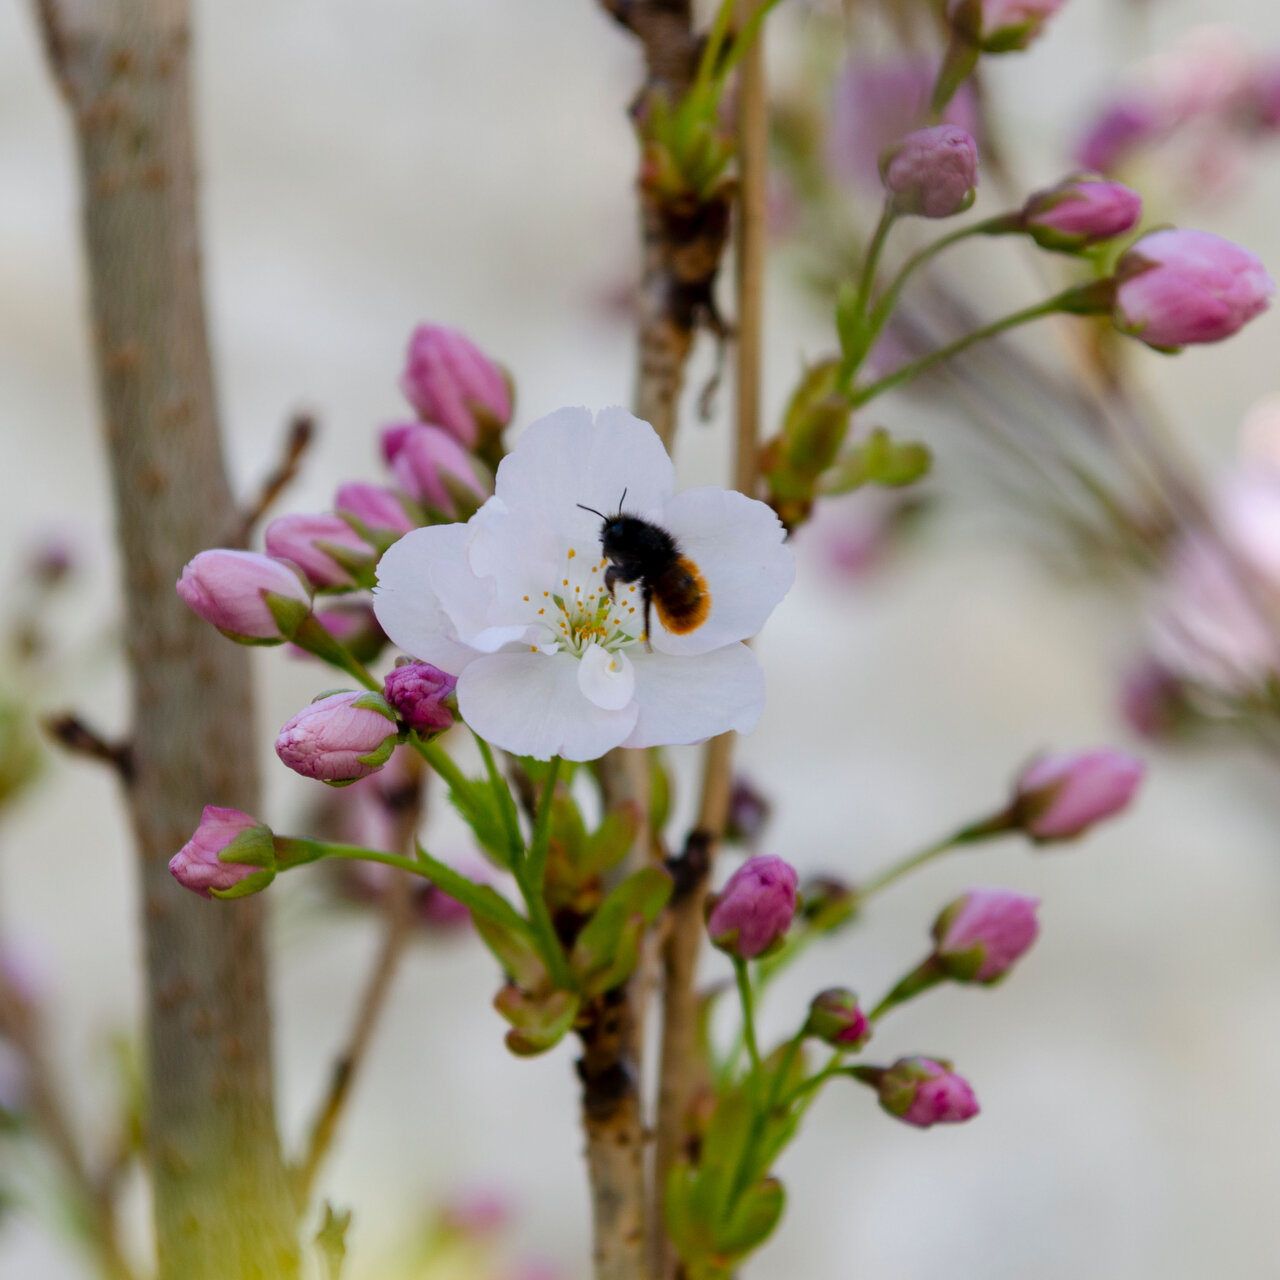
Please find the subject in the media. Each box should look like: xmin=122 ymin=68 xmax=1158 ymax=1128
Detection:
xmin=473 ymin=915 xmax=550 ymax=993
xmin=569 ymin=867 xmax=673 ymax=995
xmin=834 ymin=280 xmax=864 ymax=364
xmin=712 ymin=1177 xmax=786 ymax=1259
xmin=494 ymin=986 xmax=580 ymax=1056
xmin=649 ymin=752 xmax=672 ymax=841
xmin=821 ymin=428 xmax=932 ymax=494
xmin=444 ymin=777 xmax=518 ymax=870
xmin=580 ymin=801 xmax=641 ymax=879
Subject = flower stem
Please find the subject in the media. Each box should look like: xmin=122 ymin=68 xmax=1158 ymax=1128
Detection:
xmin=289 ymin=613 xmax=380 ymax=690
xmin=869 ymin=957 xmax=945 ymax=1022
xmin=855 ymin=810 xmax=1015 ymax=900
xmin=410 ymin=731 xmax=472 ymax=797
xmin=779 ymin=1050 xmax=846 ymax=1112
xmin=851 ymin=293 xmax=1072 ymax=407
xmin=734 ymin=957 xmax=764 ymax=1103
xmin=517 ymin=758 xmax=573 ymax=989
xmin=475 ymin=731 xmax=524 ymax=863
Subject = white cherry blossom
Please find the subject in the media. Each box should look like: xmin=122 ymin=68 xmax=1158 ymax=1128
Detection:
xmin=373 ymin=406 xmax=794 ymax=761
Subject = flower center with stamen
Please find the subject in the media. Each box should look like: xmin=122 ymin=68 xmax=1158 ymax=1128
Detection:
xmin=529 ymin=549 xmax=641 ymax=658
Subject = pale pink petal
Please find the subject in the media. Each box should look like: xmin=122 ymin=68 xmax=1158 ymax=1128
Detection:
xmin=577 ymin=643 xmax=636 ymax=711
xmin=457 ymin=651 xmax=638 ymax=761
xmin=622 ymin=643 xmax=764 ymax=748
xmin=652 ymin=487 xmax=794 ymax=656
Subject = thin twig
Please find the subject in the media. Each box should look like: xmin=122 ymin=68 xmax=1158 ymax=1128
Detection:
xmin=227 ymin=413 xmax=316 ymax=546
xmin=291 ymin=760 xmax=424 ymax=1209
xmin=42 ymin=712 xmax=133 ymax=781
xmin=653 ymin=8 xmax=768 ymax=1274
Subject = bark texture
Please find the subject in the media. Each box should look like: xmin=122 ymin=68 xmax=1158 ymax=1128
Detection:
xmin=34 ymin=1 xmax=298 ymax=1275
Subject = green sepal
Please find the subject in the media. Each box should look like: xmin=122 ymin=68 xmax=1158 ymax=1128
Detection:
xmin=347 ymin=691 xmax=396 ymax=720
xmin=354 ymin=734 xmax=398 ymax=770
xmin=311 ymin=540 xmax=377 ymax=591
xmin=820 ymin=427 xmax=932 ymax=494
xmin=712 ymin=1177 xmax=786 ymax=1259
xmin=834 ymin=280 xmax=865 ymax=366
xmin=494 ymin=985 xmax=580 ymax=1056
xmin=263 ymin=589 xmax=312 ymax=641
xmin=473 ymin=914 xmax=551 ymax=993
xmin=209 ymin=867 xmax=276 ymax=899
xmin=570 ymin=867 xmax=673 ymax=996
xmin=216 ymin=824 xmax=276 ymax=870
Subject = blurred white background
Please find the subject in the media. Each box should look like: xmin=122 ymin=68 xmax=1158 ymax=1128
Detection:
xmin=3 ymin=1 xmax=1280 ymax=1277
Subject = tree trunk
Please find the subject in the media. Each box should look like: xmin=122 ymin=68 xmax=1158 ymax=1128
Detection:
xmin=33 ymin=1 xmax=298 ymax=1275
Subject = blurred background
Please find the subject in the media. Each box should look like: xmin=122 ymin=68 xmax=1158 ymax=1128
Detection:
xmin=3 ymin=0 xmax=1280 ymax=1276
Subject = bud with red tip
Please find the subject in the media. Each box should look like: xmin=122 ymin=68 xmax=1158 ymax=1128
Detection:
xmin=176 ymin=550 xmax=311 ymax=643
xmin=400 ymin=324 xmax=512 ymax=449
xmin=383 ymin=661 xmax=458 ymax=735
xmin=264 ymin=513 xmax=377 ymax=590
xmin=1114 ymin=229 xmax=1275 ymax=350
xmin=1013 ymin=748 xmax=1144 ymax=842
xmin=805 ymin=988 xmax=871 ymax=1049
xmin=381 ymin=422 xmax=492 ymax=517
xmin=880 ymin=125 xmax=978 ymax=218
xmin=169 ymin=806 xmax=277 ymax=898
xmin=932 ymin=888 xmax=1040 ymax=984
xmin=1021 ymin=175 xmax=1142 ymax=253
xmin=334 ymin=482 xmax=418 ymax=542
xmin=869 ymin=1056 xmax=980 ymax=1128
xmin=705 ymin=855 xmax=799 ymax=960
xmin=947 ymin=0 xmax=1067 ymax=53
xmin=275 ymin=691 xmax=400 ymax=786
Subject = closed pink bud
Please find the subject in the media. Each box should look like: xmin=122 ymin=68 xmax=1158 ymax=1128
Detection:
xmin=381 ymin=422 xmax=491 ymax=516
xmin=383 ymin=661 xmax=457 ymax=734
xmin=275 ymin=691 xmax=399 ymax=786
xmin=706 ymin=854 xmax=798 ymax=959
xmin=877 ymin=1056 xmax=980 ymax=1128
xmin=880 ymin=125 xmax=978 ymax=218
xmin=1014 ymin=749 xmax=1144 ymax=842
xmin=176 ymin=549 xmax=310 ymax=642
xmin=806 ymin=988 xmax=871 ymax=1048
xmin=334 ymin=482 xmax=417 ymax=540
xmin=169 ymin=806 xmax=276 ymax=898
xmin=1022 ymin=176 xmax=1142 ymax=252
xmin=933 ymin=888 xmax=1040 ymax=983
xmin=264 ymin=513 xmax=376 ymax=590
xmin=400 ymin=324 xmax=512 ymax=448
xmin=1114 ymin=230 xmax=1275 ymax=349
xmin=948 ymin=0 xmax=1067 ymax=53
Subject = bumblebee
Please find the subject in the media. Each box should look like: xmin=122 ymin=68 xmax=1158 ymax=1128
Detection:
xmin=579 ymin=494 xmax=711 ymax=649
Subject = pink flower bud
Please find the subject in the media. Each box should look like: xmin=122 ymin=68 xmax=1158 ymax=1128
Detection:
xmin=176 ymin=549 xmax=310 ymax=642
xmin=264 ymin=513 xmax=376 ymax=590
xmin=806 ymin=988 xmax=871 ymax=1048
xmin=1021 ymin=176 xmax=1142 ymax=252
xmin=275 ymin=691 xmax=399 ymax=786
xmin=947 ymin=0 xmax=1067 ymax=53
xmin=383 ymin=661 xmax=458 ymax=734
xmin=705 ymin=854 xmax=798 ymax=959
xmin=880 ymin=125 xmax=978 ymax=218
xmin=1114 ymin=229 xmax=1275 ymax=349
xmin=334 ymin=482 xmax=417 ymax=540
xmin=169 ymin=806 xmax=276 ymax=898
xmin=726 ymin=775 xmax=771 ymax=847
xmin=877 ymin=1056 xmax=980 ymax=1128
xmin=1119 ymin=656 xmax=1187 ymax=740
xmin=400 ymin=324 xmax=512 ymax=448
xmin=932 ymin=888 xmax=1040 ymax=983
xmin=1014 ymin=749 xmax=1144 ymax=842
xmin=381 ymin=422 xmax=491 ymax=516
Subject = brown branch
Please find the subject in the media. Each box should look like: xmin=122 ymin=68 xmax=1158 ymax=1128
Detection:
xmin=227 ymin=413 xmax=316 ymax=547
xmin=653 ymin=6 xmax=768 ymax=1273
xmin=291 ymin=762 xmax=424 ymax=1208
xmin=31 ymin=2 xmax=298 ymax=1275
xmin=42 ymin=711 xmax=133 ymax=780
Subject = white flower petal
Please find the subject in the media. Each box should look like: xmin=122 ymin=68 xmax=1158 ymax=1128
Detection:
xmin=457 ymin=651 xmax=639 ymax=761
xmin=372 ymin=525 xmax=480 ymax=674
xmin=577 ymin=643 xmax=636 ymax=711
xmin=495 ymin=406 xmax=675 ymax=546
xmin=622 ymin=642 xmax=765 ymax=748
xmin=650 ymin=487 xmax=794 ymax=656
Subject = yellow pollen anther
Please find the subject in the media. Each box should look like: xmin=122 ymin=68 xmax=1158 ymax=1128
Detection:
xmin=568 ymin=548 xmax=576 ymax=559
xmin=522 ymin=595 xmax=529 ymax=601
xmin=563 ymin=578 xmax=569 ymax=587
xmin=538 ymin=608 xmax=545 ymax=615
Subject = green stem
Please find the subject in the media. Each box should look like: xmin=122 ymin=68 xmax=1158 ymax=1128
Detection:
xmin=693 ymin=0 xmax=739 ymax=101
xmin=474 ymin=731 xmax=524 ymax=862
xmin=853 ymin=204 xmax=896 ymax=324
xmin=851 ymin=292 xmax=1072 ymax=407
xmin=855 ymin=810 xmax=1015 ymax=900
xmin=869 ymin=957 xmax=944 ymax=1022
xmin=734 ymin=958 xmax=764 ymax=1102
xmin=930 ymin=33 xmax=980 ymax=118
xmin=410 ymin=732 xmax=472 ymax=797
xmin=715 ymin=0 xmax=787 ymax=87
xmin=516 ymin=758 xmax=572 ymax=989
xmin=779 ymin=1051 xmax=845 ymax=1113
xmin=289 ymin=613 xmax=380 ymax=690
xmin=865 ymin=213 xmax=1021 ymax=348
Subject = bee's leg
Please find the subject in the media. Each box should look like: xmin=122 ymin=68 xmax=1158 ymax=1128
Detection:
xmin=604 ymin=563 xmax=622 ymax=601
xmin=642 ymin=586 xmax=654 ymax=652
